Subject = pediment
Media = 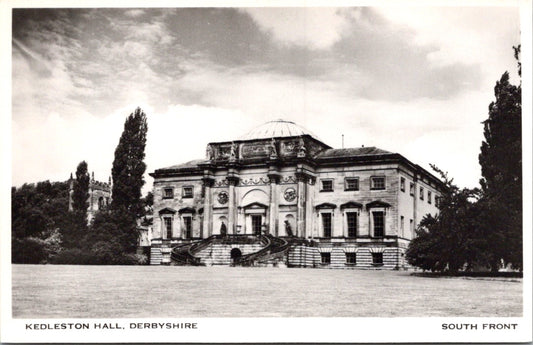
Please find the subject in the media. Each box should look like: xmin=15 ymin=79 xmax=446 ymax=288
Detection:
xmin=340 ymin=201 xmax=363 ymax=209
xmin=315 ymin=202 xmax=337 ymax=210
xmin=178 ymin=207 xmax=196 ymax=214
xmin=365 ymin=200 xmax=391 ymax=209
xmin=242 ymin=202 xmax=268 ymax=209
xmin=158 ymin=207 xmax=177 ymax=215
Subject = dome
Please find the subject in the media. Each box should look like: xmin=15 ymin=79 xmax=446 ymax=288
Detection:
xmin=240 ymin=119 xmax=320 ymax=141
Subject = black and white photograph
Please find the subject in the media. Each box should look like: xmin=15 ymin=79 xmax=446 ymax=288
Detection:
xmin=1 ymin=0 xmax=531 ymax=343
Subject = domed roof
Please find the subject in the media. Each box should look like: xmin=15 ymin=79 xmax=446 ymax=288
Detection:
xmin=240 ymin=119 xmax=319 ymax=141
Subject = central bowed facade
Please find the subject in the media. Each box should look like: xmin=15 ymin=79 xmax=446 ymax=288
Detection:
xmin=149 ymin=120 xmax=443 ymax=269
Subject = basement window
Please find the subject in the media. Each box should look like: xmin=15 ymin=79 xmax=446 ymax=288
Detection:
xmin=320 ymin=252 xmax=331 ymax=265
xmin=372 ymin=252 xmax=383 ymax=266
xmin=345 ymin=252 xmax=356 ymax=264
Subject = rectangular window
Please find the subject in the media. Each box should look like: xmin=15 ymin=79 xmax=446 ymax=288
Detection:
xmin=321 ymin=252 xmax=331 ymax=264
xmin=435 ymin=196 xmax=440 ymax=208
xmin=400 ymin=177 xmax=405 ymax=192
xmin=321 ymin=180 xmax=333 ymax=192
xmin=371 ymin=176 xmax=386 ymax=190
xmin=372 ymin=211 xmax=384 ymax=237
xmin=428 ymin=191 xmax=432 ymax=204
xmin=410 ymin=219 xmax=414 ymax=237
xmin=409 ymin=182 xmax=415 ymax=196
xmin=183 ymin=216 xmax=192 ymax=239
xmin=372 ymin=252 xmax=383 ymax=266
xmin=346 ymin=252 xmax=356 ymax=264
xmin=163 ymin=188 xmax=174 ymax=199
xmin=252 ymin=215 xmax=262 ymax=235
xmin=419 ymin=186 xmax=424 ymax=200
xmin=322 ymin=213 xmax=332 ymax=237
xmin=182 ymin=186 xmax=193 ymax=198
xmin=400 ymin=215 xmax=405 ymax=237
xmin=345 ymin=178 xmax=359 ymax=191
xmin=164 ymin=217 xmax=172 ymax=239
xmin=346 ymin=212 xmax=357 ymax=238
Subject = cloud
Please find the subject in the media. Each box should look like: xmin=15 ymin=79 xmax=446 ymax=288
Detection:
xmin=174 ymin=58 xmax=493 ymax=188
xmin=243 ymin=8 xmax=350 ymax=50
xmin=377 ymin=7 xmax=520 ymax=82
xmin=10 ymin=7 xmax=521 ymax=192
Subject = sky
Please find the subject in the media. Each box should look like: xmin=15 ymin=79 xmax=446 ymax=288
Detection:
xmin=10 ymin=5 xmax=522 ymax=194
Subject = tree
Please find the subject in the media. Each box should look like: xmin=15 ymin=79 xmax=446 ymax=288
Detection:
xmin=11 ymin=180 xmax=70 ymax=263
xmin=71 ymin=161 xmax=90 ymax=216
xmin=406 ymin=166 xmax=488 ymax=272
xmin=108 ymin=107 xmax=148 ymax=254
xmin=478 ymin=45 xmax=522 ymax=270
xmin=111 ymin=107 xmax=148 ymax=218
xmin=62 ymin=161 xmax=90 ymax=249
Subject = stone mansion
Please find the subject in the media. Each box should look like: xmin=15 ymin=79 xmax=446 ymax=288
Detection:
xmin=148 ymin=119 xmax=444 ymax=269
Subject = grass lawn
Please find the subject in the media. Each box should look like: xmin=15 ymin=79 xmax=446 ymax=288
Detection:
xmin=12 ymin=264 xmax=522 ymax=318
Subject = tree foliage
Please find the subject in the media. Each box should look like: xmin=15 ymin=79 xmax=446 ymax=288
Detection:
xmin=406 ymin=167 xmax=490 ymax=272
xmin=11 ymin=181 xmax=70 ymax=263
xmin=71 ymin=161 xmax=90 ymax=216
xmin=62 ymin=161 xmax=91 ymax=249
xmin=478 ymin=45 xmax=522 ymax=270
xmin=111 ymin=107 xmax=148 ymax=219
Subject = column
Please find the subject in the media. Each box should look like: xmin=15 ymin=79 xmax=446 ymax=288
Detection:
xmin=202 ymin=176 xmax=214 ymax=238
xmin=268 ymin=173 xmax=280 ymax=236
xmin=296 ymin=172 xmax=307 ymax=238
xmin=413 ymin=174 xmax=418 ymax=230
xmin=227 ymin=176 xmax=239 ymax=234
xmin=305 ymin=177 xmax=315 ymax=239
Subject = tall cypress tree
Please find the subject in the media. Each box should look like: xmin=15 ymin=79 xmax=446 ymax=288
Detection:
xmin=63 ymin=161 xmax=90 ymax=248
xmin=478 ymin=46 xmax=522 ymax=270
xmin=109 ymin=108 xmax=148 ymax=253
xmin=111 ymin=107 xmax=148 ymax=216
xmin=72 ymin=161 xmax=90 ymax=217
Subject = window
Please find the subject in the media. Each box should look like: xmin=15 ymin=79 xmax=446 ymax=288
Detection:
xmin=182 ymin=186 xmax=193 ymax=198
xmin=346 ymin=252 xmax=356 ymax=264
xmin=400 ymin=177 xmax=405 ymax=192
xmin=435 ymin=196 xmax=440 ymax=208
xmin=346 ymin=212 xmax=357 ymax=238
xmin=183 ymin=216 xmax=192 ymax=239
xmin=322 ymin=213 xmax=332 ymax=237
xmin=252 ymin=215 xmax=262 ymax=235
xmin=409 ymin=182 xmax=414 ymax=196
xmin=410 ymin=219 xmax=414 ymax=237
xmin=320 ymin=252 xmax=331 ymax=264
xmin=164 ymin=217 xmax=173 ymax=239
xmin=419 ymin=187 xmax=424 ymax=200
xmin=428 ymin=191 xmax=432 ymax=204
xmin=345 ymin=178 xmax=359 ymax=191
xmin=163 ymin=188 xmax=174 ymax=199
xmin=372 ymin=211 xmax=384 ymax=237
xmin=372 ymin=252 xmax=383 ymax=266
xmin=371 ymin=176 xmax=386 ymax=190
xmin=400 ymin=215 xmax=404 ymax=237
xmin=321 ymin=180 xmax=333 ymax=192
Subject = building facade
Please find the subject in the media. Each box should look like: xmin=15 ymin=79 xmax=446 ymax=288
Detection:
xmin=149 ymin=120 xmax=444 ymax=269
